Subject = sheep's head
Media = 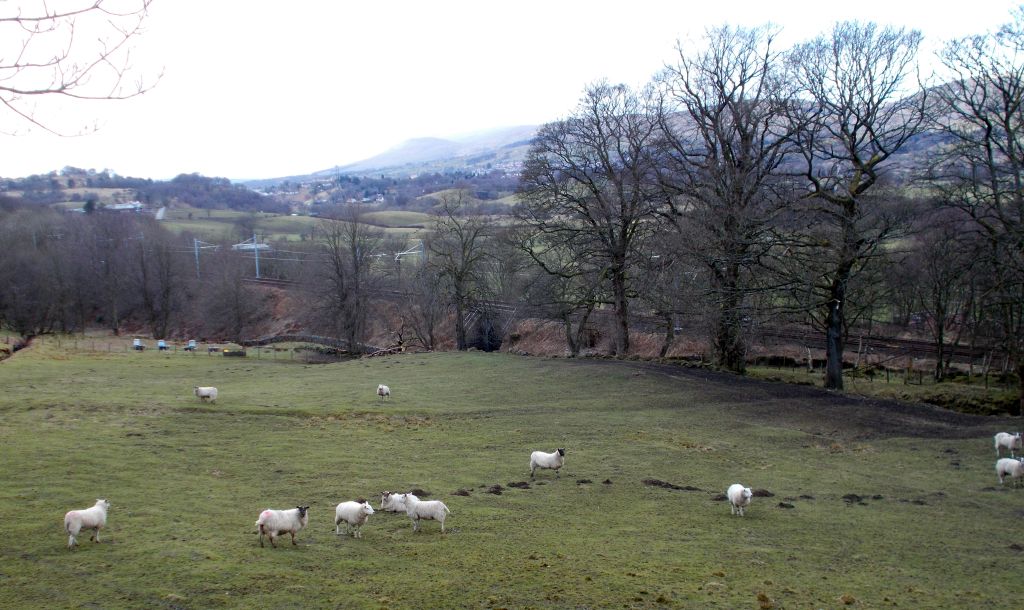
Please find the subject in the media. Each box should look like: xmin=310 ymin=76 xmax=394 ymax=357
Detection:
xmin=96 ymin=499 xmax=110 ymax=510
xmin=742 ymin=488 xmax=753 ymax=500
xmin=557 ymin=448 xmax=565 ymax=456
xmin=362 ymin=503 xmax=375 ymax=516
xmin=380 ymin=492 xmax=391 ymax=508
xmin=296 ymin=506 xmax=309 ymax=518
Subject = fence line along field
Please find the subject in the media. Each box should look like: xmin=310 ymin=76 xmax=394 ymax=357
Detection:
xmin=0 ymin=341 xmax=1021 ymax=608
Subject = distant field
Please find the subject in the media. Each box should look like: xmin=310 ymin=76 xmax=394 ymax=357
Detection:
xmin=361 ymin=210 xmax=433 ymax=227
xmin=0 ymin=341 xmax=1020 ymax=608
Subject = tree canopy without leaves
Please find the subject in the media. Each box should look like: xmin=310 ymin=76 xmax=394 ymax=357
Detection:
xmin=656 ymin=24 xmax=799 ymax=372
xmin=519 ymin=81 xmax=665 ymax=355
xmin=0 ymin=0 xmax=156 ymax=134
xmin=784 ymin=21 xmax=926 ymax=390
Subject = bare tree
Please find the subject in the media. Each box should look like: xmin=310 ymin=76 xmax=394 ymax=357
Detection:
xmin=785 ymin=21 xmax=926 ymax=389
xmin=910 ymin=211 xmax=975 ymax=380
xmin=428 ymin=192 xmax=491 ymax=351
xmin=511 ymin=223 xmax=605 ymax=356
xmin=304 ymin=210 xmax=384 ymax=352
xmin=196 ymin=249 xmax=271 ymax=343
xmin=136 ymin=222 xmax=185 ymax=339
xmin=931 ymin=9 xmax=1024 ymax=411
xmin=519 ymin=81 xmax=665 ymax=355
xmin=1 ymin=0 xmax=156 ymax=134
xmin=656 ymin=25 xmax=799 ymax=372
xmin=402 ymin=263 xmax=446 ymax=351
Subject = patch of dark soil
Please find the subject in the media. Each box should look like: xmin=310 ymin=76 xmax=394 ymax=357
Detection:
xmin=752 ymin=489 xmax=774 ymax=498
xmin=981 ymin=486 xmax=1007 ymax=492
xmin=841 ymin=494 xmax=863 ymax=503
xmin=778 ymin=502 xmax=795 ymax=509
xmin=602 ymin=479 xmax=613 ymax=484
xmin=1009 ymin=543 xmax=1024 ymax=552
xmin=507 ymin=481 xmax=531 ymax=489
xmin=453 ymin=489 xmax=472 ymax=496
xmin=799 ymin=494 xmax=815 ymax=500
xmin=643 ymin=478 xmax=702 ymax=491
xmin=872 ymin=495 xmax=884 ymax=500
xmin=576 ymin=479 xmax=593 ymax=485
xmin=943 ymin=448 xmax=959 ymax=454
xmin=910 ymin=499 xmax=928 ymax=505
xmin=409 ymin=488 xmax=431 ymax=497
xmin=535 ymin=481 xmax=547 ymax=485
xmin=487 ymin=485 xmax=504 ymax=495
xmin=567 ymin=359 xmax=1022 ymax=440
xmin=711 ymin=493 xmax=727 ymax=501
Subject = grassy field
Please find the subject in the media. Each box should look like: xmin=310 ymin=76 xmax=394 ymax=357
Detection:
xmin=0 ymin=342 xmax=1021 ymax=609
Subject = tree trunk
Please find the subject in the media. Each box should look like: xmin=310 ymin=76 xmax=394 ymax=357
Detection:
xmin=611 ymin=269 xmax=630 ymax=355
xmin=659 ymin=314 xmax=675 ymax=358
xmin=824 ymin=289 xmax=846 ymax=390
xmin=715 ymin=287 xmax=746 ymax=373
xmin=1016 ymin=362 xmax=1024 ymax=417
xmin=454 ymin=296 xmax=467 ymax=351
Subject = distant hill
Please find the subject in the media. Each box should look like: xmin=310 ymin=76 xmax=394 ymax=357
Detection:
xmin=241 ymin=125 xmax=538 ymax=188
xmin=333 ymin=125 xmax=537 ymax=176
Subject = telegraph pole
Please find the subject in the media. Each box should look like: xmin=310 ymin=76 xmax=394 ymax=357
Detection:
xmin=253 ymin=232 xmax=261 ymax=279
xmin=194 ymin=238 xmax=201 ymax=279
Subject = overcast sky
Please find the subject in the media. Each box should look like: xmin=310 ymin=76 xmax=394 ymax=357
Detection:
xmin=1 ymin=0 xmax=1020 ymax=181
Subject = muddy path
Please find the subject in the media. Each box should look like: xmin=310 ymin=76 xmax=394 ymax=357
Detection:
xmin=563 ymin=358 xmax=1020 ymax=441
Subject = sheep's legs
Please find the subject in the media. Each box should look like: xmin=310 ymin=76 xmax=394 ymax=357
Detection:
xmin=290 ymin=532 xmax=297 ymax=545
xmin=91 ymin=527 xmax=101 ymax=543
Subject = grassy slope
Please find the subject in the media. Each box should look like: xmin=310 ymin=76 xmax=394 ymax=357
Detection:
xmin=0 ymin=343 xmax=1020 ymax=609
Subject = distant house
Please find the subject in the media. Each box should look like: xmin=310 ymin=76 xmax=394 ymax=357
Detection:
xmin=106 ymin=201 xmax=144 ymax=212
xmin=231 ymin=242 xmax=271 ymax=252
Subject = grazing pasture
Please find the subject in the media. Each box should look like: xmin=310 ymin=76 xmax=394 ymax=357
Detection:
xmin=0 ymin=342 xmax=1021 ymax=608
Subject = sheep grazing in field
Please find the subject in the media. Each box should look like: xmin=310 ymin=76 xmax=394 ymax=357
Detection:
xmin=193 ymin=385 xmax=218 ymax=403
xmin=255 ymin=506 xmax=309 ymax=548
xmin=994 ymin=432 xmax=1022 ymax=457
xmin=529 ymin=448 xmax=565 ymax=479
xmin=64 ymin=499 xmax=110 ymax=550
xmin=377 ymin=384 xmax=391 ymax=400
xmin=996 ymin=458 xmax=1024 ymax=487
xmin=379 ymin=491 xmax=419 ymax=513
xmin=335 ymin=499 xmax=375 ymax=538
xmin=727 ymin=484 xmax=753 ymax=516
xmin=400 ymin=493 xmax=450 ymax=533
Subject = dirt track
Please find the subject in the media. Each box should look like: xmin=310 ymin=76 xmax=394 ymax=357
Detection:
xmin=569 ymin=358 xmax=1021 ymax=441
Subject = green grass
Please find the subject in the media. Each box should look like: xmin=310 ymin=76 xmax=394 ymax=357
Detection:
xmin=361 ymin=211 xmax=433 ymax=227
xmin=0 ymin=342 xmax=1020 ymax=608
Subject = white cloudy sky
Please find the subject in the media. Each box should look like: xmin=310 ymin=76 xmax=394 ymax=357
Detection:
xmin=1 ymin=0 xmax=1020 ymax=180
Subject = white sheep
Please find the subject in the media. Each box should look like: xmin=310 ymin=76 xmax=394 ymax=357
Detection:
xmin=400 ymin=493 xmax=450 ymax=533
xmin=727 ymin=483 xmax=753 ymax=516
xmin=996 ymin=458 xmax=1024 ymax=487
xmin=255 ymin=506 xmax=309 ymax=547
xmin=379 ymin=490 xmax=419 ymax=513
xmin=529 ymin=447 xmax=565 ymax=479
xmin=64 ymin=499 xmax=110 ymax=550
xmin=994 ymin=432 xmax=1022 ymax=457
xmin=335 ymin=500 xmax=375 ymax=538
xmin=377 ymin=384 xmax=391 ymax=400
xmin=194 ymin=385 xmax=218 ymax=403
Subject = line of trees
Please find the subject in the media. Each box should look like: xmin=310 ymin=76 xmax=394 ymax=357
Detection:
xmin=516 ymin=14 xmax=1024 ymax=411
